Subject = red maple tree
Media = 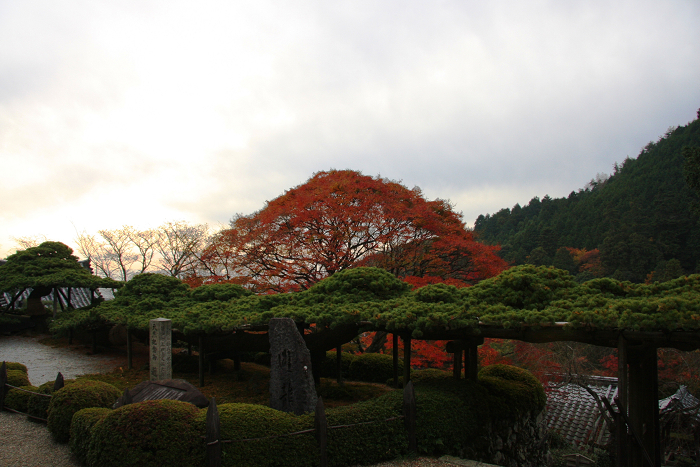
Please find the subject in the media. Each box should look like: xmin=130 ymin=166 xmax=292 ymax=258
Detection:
xmin=200 ymin=170 xmax=508 ymax=292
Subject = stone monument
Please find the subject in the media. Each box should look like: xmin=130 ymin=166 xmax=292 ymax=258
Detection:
xmin=269 ymin=317 xmax=317 ymax=415
xmin=150 ymin=318 xmax=172 ymax=381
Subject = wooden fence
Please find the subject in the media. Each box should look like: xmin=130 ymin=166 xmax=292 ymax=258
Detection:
xmin=0 ymin=361 xmax=64 ymax=422
xmin=204 ymin=381 xmax=418 ymax=467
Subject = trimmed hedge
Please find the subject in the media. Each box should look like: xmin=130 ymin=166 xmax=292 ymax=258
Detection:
xmin=477 ymin=364 xmax=546 ymax=418
xmin=325 ymin=392 xmax=406 ymax=466
xmin=319 ymin=351 xmax=356 ymax=378
xmin=193 ymin=402 xmax=316 ymax=467
xmin=70 ymin=407 xmax=111 ymax=466
xmin=28 ymin=380 xmax=72 ymax=420
xmin=88 ymin=400 xmax=204 ymax=467
xmin=4 ymin=385 xmax=38 ymax=412
xmin=348 ymin=352 xmax=402 ymax=383
xmin=6 ymin=369 xmax=30 ymax=387
xmin=389 ymin=368 xmax=453 ymax=387
xmin=75 ymin=365 xmax=545 ymax=466
xmin=4 ymin=362 xmax=28 ymax=374
xmin=48 ymin=380 xmax=121 ymax=443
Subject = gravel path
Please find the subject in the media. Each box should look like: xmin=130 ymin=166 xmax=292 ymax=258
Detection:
xmin=0 ymin=411 xmax=81 ymax=467
xmin=0 ymin=335 xmax=123 ymax=385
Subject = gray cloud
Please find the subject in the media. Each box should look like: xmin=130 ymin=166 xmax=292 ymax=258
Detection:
xmin=1 ymin=0 xmax=699 ymax=255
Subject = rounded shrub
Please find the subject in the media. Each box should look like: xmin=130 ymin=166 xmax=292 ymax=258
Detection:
xmin=70 ymin=407 xmax=111 ymax=465
xmin=28 ymin=380 xmax=72 ymax=420
xmin=47 ymin=380 xmax=121 ymax=443
xmin=4 ymin=362 xmax=28 ymax=374
xmin=3 ymin=385 xmax=38 ymax=412
xmin=478 ymin=364 xmax=546 ymax=418
xmin=348 ymin=352 xmax=401 ymax=383
xmin=6 ymin=369 xmax=30 ymax=387
xmin=193 ymin=402 xmax=316 ymax=467
xmin=389 ymin=368 xmax=453 ymax=387
xmin=89 ymin=400 xmax=204 ymax=467
xmin=319 ymin=351 xmax=356 ymax=378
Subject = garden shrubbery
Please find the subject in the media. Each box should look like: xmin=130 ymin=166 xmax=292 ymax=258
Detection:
xmin=6 ymin=360 xmax=546 ymax=467
xmin=319 ymin=350 xmax=356 ymax=378
xmin=28 ymin=380 xmax=74 ymax=420
xmin=4 ymin=385 xmax=38 ymax=412
xmin=347 ymin=352 xmax=400 ymax=383
xmin=70 ymin=407 xmax=111 ymax=465
xmin=4 ymin=362 xmax=29 ymax=373
xmin=87 ymin=400 xmax=204 ymax=467
xmin=47 ymin=379 xmax=121 ymax=443
xmin=478 ymin=363 xmax=546 ymax=418
xmin=6 ymin=369 xmax=30 ymax=387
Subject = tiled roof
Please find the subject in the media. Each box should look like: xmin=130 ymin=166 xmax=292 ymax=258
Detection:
xmin=547 ymin=376 xmax=700 ymax=450
xmin=659 ymin=385 xmax=700 ymax=421
xmin=545 ymin=375 xmax=617 ymax=448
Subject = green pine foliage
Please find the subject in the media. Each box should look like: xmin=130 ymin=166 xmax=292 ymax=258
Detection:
xmin=52 ymin=265 xmax=700 ymax=341
xmin=475 ymin=112 xmax=700 ymax=282
xmin=0 ymin=241 xmax=121 ymax=293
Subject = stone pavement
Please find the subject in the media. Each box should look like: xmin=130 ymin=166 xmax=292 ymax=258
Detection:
xmin=0 ymin=334 xmax=124 ymax=385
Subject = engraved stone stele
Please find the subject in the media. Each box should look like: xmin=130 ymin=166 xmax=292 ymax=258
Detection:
xmin=113 ymin=379 xmax=209 ymax=408
xmin=150 ymin=318 xmax=172 ymax=381
xmin=269 ymin=317 xmax=318 ymax=415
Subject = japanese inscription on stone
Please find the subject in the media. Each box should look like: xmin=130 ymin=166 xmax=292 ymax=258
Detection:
xmin=269 ymin=317 xmax=317 ymax=415
xmin=150 ymin=318 xmax=172 ymax=381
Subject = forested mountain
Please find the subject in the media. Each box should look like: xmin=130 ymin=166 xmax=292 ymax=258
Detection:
xmin=474 ymin=109 xmax=700 ymax=283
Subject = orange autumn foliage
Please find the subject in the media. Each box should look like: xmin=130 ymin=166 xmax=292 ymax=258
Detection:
xmin=200 ymin=170 xmax=508 ymax=292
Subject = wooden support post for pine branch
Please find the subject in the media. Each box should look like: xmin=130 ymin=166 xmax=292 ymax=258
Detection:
xmin=206 ymin=397 xmax=221 ymax=467
xmin=0 ymin=362 xmax=7 ymax=411
xmin=628 ymin=345 xmax=660 ymax=467
xmin=336 ymin=346 xmax=343 ymax=386
xmin=467 ymin=343 xmax=478 ymax=381
xmin=403 ymin=381 xmax=417 ymax=454
xmin=403 ymin=335 xmax=411 ymax=385
xmin=315 ymin=397 xmax=328 ymax=467
xmin=453 ymin=348 xmax=462 ymax=379
xmin=198 ymin=335 xmax=205 ymax=387
xmin=53 ymin=288 xmax=58 ymax=319
xmin=126 ymin=330 xmax=133 ymax=370
xmin=393 ymin=334 xmax=399 ymax=388
xmin=617 ymin=334 xmax=629 ymax=467
xmin=450 ymin=341 xmax=463 ymax=380
xmin=310 ymin=348 xmax=323 ymax=387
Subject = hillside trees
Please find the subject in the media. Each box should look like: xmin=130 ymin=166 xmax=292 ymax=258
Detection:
xmin=475 ymin=111 xmax=700 ymax=282
xmin=200 ymin=170 xmax=508 ymax=292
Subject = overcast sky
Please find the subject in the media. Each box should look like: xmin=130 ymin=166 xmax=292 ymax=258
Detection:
xmin=1 ymin=0 xmax=699 ymax=258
